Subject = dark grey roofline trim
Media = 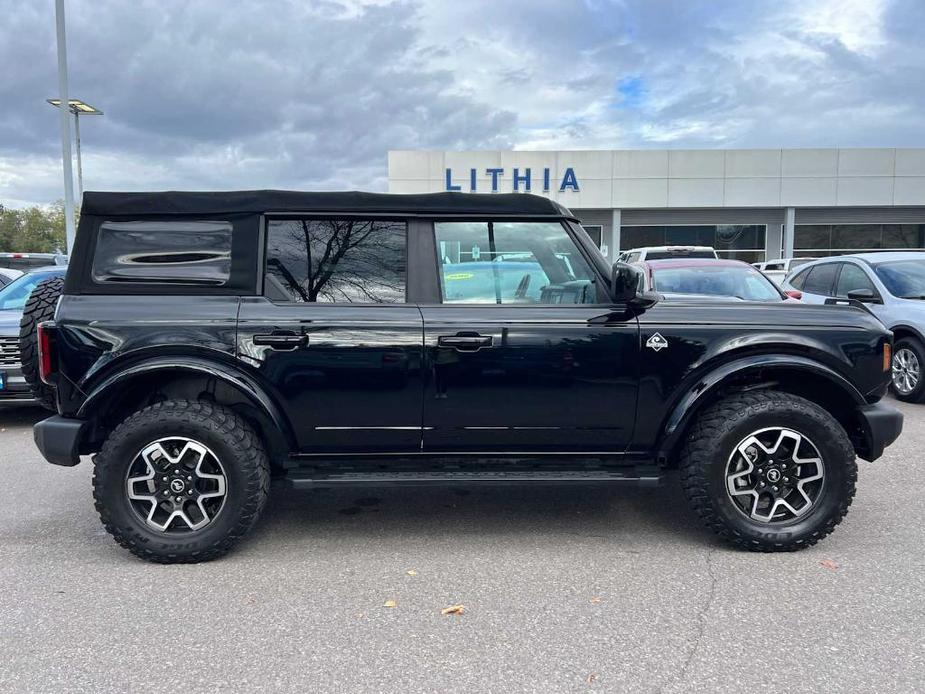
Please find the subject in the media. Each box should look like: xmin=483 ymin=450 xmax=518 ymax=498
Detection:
xmin=80 ymin=190 xmax=572 ymax=219
xmin=264 ymin=211 xmax=579 ymax=221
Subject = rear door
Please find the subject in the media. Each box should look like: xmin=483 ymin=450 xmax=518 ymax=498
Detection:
xmin=237 ymin=217 xmax=424 ymax=453
xmin=420 ymin=220 xmax=639 ymax=453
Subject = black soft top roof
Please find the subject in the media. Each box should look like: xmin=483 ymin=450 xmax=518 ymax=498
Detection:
xmin=81 ymin=190 xmax=575 ymax=219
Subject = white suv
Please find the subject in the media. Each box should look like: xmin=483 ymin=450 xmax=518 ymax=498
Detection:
xmin=617 ymin=246 xmax=717 ymax=264
xmin=753 ymin=257 xmax=817 ymax=285
xmin=782 ymin=251 xmax=925 ymax=402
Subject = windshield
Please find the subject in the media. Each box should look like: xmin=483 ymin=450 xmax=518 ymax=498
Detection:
xmin=0 ymin=271 xmax=61 ymax=311
xmin=874 ymin=259 xmax=925 ymax=298
xmin=651 ymin=264 xmax=782 ymax=301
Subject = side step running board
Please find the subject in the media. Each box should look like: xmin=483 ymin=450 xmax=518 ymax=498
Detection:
xmin=283 ymin=466 xmax=663 ymax=488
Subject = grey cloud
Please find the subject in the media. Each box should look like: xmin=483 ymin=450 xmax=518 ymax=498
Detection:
xmin=1 ymin=0 xmax=923 ymax=206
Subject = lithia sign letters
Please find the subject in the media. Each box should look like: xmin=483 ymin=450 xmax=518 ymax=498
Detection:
xmin=445 ymin=167 xmax=580 ymax=193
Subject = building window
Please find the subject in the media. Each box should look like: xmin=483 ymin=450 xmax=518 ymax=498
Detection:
xmin=792 ymin=224 xmax=925 ymax=257
xmin=620 ymin=225 xmax=766 ymax=264
xmin=264 ymin=219 xmax=406 ymax=303
xmin=581 ymin=225 xmax=603 ymax=248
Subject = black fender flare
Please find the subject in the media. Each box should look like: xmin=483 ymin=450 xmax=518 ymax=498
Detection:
xmin=657 ymin=354 xmax=866 ymax=458
xmin=77 ymin=356 xmax=294 ymax=451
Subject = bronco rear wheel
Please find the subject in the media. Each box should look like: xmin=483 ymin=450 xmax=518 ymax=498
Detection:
xmin=679 ymin=390 xmax=856 ymax=551
xmin=93 ymin=399 xmax=270 ymax=563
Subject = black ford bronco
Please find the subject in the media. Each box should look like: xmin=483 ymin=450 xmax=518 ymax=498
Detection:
xmin=28 ymin=190 xmax=903 ymax=563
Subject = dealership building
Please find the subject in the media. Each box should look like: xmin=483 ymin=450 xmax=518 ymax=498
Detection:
xmin=388 ymin=148 xmax=925 ymax=265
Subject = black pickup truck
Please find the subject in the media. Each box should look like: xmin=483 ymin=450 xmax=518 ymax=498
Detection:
xmin=28 ymin=190 xmax=902 ymax=563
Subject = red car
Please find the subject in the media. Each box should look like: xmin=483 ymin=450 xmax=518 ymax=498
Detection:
xmin=637 ymin=258 xmax=801 ymax=302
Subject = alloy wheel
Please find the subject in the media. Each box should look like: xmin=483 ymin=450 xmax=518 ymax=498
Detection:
xmin=125 ymin=437 xmax=228 ymax=533
xmin=892 ymin=347 xmax=920 ymax=395
xmin=725 ymin=427 xmax=825 ymax=523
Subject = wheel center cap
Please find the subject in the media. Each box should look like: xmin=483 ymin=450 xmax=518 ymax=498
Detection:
xmin=169 ymin=478 xmax=186 ymax=493
xmin=766 ymin=468 xmax=782 ymax=483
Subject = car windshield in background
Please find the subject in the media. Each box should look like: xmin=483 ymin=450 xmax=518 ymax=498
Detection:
xmin=0 ymin=271 xmax=60 ymax=311
xmin=652 ymin=265 xmax=782 ymax=301
xmin=874 ymin=260 xmax=925 ymax=298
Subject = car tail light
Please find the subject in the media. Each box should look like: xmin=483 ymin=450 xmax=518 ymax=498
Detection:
xmin=784 ymin=290 xmax=803 ymax=300
xmin=38 ymin=322 xmax=57 ymax=384
xmin=883 ymin=342 xmax=891 ymax=372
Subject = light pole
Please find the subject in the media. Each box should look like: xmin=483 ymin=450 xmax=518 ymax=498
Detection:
xmin=47 ymin=99 xmax=103 ymax=202
xmin=53 ymin=0 xmax=75 ymax=254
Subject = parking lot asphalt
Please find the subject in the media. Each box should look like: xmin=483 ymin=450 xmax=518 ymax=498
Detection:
xmin=1 ymin=400 xmax=924 ymax=693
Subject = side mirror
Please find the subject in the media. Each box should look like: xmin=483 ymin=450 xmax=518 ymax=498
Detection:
xmin=611 ymin=262 xmax=659 ymax=308
xmin=847 ymin=288 xmax=880 ymax=304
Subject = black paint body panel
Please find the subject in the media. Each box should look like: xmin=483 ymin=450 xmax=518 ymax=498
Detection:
xmin=420 ymin=305 xmax=638 ymax=451
xmin=237 ymin=298 xmax=424 ymax=452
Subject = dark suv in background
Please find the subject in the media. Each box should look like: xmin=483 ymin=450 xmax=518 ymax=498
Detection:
xmin=27 ymin=190 xmax=902 ymax=563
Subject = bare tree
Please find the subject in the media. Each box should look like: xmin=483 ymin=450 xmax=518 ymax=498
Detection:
xmin=268 ymin=219 xmax=405 ymax=303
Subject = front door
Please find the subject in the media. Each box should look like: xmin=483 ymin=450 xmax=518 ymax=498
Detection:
xmin=237 ymin=217 xmax=423 ymax=453
xmin=421 ymin=220 xmax=639 ymax=452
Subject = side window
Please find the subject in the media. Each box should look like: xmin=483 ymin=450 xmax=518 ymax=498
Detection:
xmin=264 ymin=219 xmax=406 ymax=303
xmin=435 ymin=221 xmax=600 ymax=305
xmin=93 ymin=221 xmax=232 ymax=285
xmin=626 ymin=252 xmax=641 ymax=264
xmin=764 ymin=262 xmax=784 ymax=271
xmin=835 ymin=263 xmax=876 ymax=297
xmin=789 ymin=267 xmax=809 ymax=289
xmin=802 ymin=263 xmax=839 ymax=296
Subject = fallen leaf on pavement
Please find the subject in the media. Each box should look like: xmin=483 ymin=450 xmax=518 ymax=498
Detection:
xmin=383 ymin=599 xmax=397 ymax=608
xmin=820 ymin=559 xmax=839 ymax=570
xmin=590 ymin=597 xmax=601 ymax=604
xmin=441 ymin=604 xmax=465 ymax=615
xmin=587 ymin=673 xmax=597 ymax=684
xmin=407 ymin=570 xmax=418 ymax=576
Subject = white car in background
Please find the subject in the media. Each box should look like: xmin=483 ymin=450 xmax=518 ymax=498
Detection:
xmin=617 ymin=246 xmax=717 ymax=264
xmin=753 ymin=257 xmax=818 ymax=285
xmin=782 ymin=251 xmax=925 ymax=402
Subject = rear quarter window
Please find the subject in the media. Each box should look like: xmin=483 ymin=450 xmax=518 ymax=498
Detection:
xmin=789 ymin=267 xmax=810 ymax=289
xmin=92 ymin=221 xmax=232 ymax=286
xmin=801 ymin=263 xmax=839 ymax=296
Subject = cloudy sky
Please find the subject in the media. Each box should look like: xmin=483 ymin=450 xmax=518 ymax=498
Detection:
xmin=1 ymin=0 xmax=923 ymax=207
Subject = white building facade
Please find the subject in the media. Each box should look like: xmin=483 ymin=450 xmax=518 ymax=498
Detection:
xmin=388 ymin=148 xmax=925 ymax=264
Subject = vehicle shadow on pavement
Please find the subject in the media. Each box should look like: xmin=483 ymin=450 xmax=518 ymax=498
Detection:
xmin=0 ymin=405 xmax=48 ymax=429
xmin=254 ymin=475 xmax=718 ymax=549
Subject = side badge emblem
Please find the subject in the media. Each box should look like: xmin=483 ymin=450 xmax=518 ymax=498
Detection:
xmin=646 ymin=333 xmax=668 ymax=352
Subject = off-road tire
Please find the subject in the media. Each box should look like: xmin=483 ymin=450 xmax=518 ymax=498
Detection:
xmin=93 ymin=399 xmax=270 ymax=563
xmin=679 ymin=390 xmax=857 ymax=552
xmin=18 ymin=276 xmax=64 ymax=411
xmin=890 ymin=336 xmax=925 ymax=402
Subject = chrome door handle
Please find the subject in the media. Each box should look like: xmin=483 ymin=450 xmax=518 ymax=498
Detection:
xmin=437 ymin=334 xmax=493 ymax=351
xmin=253 ymin=332 xmax=308 ymax=350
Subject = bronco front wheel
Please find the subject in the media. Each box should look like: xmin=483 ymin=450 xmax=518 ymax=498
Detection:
xmin=93 ymin=399 xmax=270 ymax=563
xmin=679 ymin=390 xmax=857 ymax=551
